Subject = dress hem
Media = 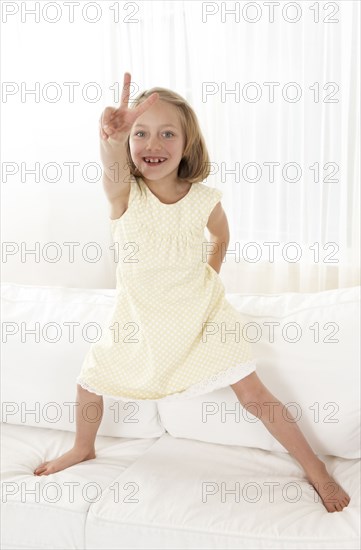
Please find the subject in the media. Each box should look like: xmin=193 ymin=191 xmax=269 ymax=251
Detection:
xmin=76 ymin=358 xmax=257 ymax=404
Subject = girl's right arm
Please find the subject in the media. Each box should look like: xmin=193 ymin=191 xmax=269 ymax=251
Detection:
xmin=99 ymin=72 xmax=159 ymax=210
xmin=100 ymin=133 xmax=130 ymax=203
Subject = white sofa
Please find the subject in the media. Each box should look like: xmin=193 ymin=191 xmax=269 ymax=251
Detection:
xmin=1 ymin=282 xmax=360 ymax=550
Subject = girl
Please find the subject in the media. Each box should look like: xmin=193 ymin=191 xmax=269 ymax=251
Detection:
xmin=34 ymin=73 xmax=350 ymax=513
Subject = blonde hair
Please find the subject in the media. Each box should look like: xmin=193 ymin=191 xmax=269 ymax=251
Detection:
xmin=125 ymin=87 xmax=211 ymax=184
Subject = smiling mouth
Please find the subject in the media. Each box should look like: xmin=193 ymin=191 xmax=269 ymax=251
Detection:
xmin=143 ymin=157 xmax=167 ymax=164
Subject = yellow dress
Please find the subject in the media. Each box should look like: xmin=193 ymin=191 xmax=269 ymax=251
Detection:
xmin=76 ymin=175 xmax=257 ymax=402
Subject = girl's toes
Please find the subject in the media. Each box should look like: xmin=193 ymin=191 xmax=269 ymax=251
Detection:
xmin=34 ymin=462 xmax=48 ymax=475
xmin=36 ymin=468 xmax=48 ymax=476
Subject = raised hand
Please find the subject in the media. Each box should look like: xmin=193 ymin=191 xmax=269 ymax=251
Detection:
xmin=99 ymin=72 xmax=159 ymax=143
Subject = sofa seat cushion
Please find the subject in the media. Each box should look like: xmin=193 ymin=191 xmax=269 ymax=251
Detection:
xmin=85 ymin=433 xmax=360 ymax=550
xmin=0 ymin=423 xmax=160 ymax=550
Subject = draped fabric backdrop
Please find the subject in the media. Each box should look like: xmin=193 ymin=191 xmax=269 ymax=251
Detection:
xmin=1 ymin=0 xmax=359 ymax=293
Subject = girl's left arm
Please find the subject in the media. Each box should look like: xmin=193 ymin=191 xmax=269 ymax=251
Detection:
xmin=206 ymin=202 xmax=230 ymax=274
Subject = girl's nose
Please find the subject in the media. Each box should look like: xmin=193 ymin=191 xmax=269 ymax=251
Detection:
xmin=145 ymin=136 xmax=162 ymax=150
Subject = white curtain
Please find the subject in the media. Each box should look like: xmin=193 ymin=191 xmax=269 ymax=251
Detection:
xmin=103 ymin=0 xmax=360 ymax=293
xmin=1 ymin=0 xmax=359 ymax=294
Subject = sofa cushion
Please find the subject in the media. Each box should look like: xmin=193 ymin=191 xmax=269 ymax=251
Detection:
xmin=158 ymin=286 xmax=360 ymax=459
xmin=0 ymin=283 xmax=165 ymax=439
xmin=85 ymin=433 xmax=360 ymax=549
xmin=0 ymin=422 xmax=160 ymax=550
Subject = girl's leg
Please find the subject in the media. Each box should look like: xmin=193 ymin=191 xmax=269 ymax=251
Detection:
xmin=33 ymin=384 xmax=103 ymax=476
xmin=230 ymin=372 xmax=351 ymax=513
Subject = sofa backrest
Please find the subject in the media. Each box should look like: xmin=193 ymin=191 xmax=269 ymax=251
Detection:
xmin=157 ymin=286 xmax=360 ymax=459
xmin=0 ymin=283 xmax=165 ymax=439
xmin=2 ymin=283 xmax=359 ymax=459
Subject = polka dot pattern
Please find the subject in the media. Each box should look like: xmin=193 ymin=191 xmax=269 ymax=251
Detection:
xmin=76 ymin=175 xmax=257 ymax=402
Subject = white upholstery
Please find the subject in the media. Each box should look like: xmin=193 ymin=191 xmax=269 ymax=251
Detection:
xmin=1 ymin=424 xmax=360 ymax=550
xmin=1 ymin=423 xmax=159 ymax=550
xmin=86 ymin=433 xmax=360 ymax=550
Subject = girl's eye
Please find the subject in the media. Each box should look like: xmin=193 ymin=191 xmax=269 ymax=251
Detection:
xmin=134 ymin=131 xmax=174 ymax=138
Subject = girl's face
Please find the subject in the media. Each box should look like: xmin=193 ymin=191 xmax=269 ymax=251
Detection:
xmin=129 ymin=99 xmax=185 ymax=184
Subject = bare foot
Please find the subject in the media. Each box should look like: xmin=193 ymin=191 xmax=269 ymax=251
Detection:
xmin=33 ymin=447 xmax=96 ymax=476
xmin=306 ymin=462 xmax=350 ymax=512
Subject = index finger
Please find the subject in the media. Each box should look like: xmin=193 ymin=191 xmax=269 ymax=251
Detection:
xmin=120 ymin=72 xmax=132 ymax=109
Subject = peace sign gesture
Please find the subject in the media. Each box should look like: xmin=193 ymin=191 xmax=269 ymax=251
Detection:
xmin=100 ymin=72 xmax=159 ymax=142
